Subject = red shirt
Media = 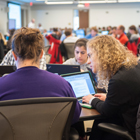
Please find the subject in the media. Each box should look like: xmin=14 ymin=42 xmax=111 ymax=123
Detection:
xmin=116 ymin=33 xmax=128 ymax=45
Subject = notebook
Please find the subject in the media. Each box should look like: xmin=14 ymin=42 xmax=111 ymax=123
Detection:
xmin=61 ymin=71 xmax=97 ymax=109
xmin=46 ymin=64 xmax=80 ymax=75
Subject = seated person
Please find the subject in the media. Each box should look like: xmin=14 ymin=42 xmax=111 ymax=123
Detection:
xmin=63 ymin=38 xmax=90 ymax=71
xmin=0 ymin=49 xmax=47 ymax=70
xmin=46 ymin=28 xmax=62 ymax=64
xmin=129 ymin=25 xmax=139 ymax=42
xmin=85 ymin=27 xmax=98 ymax=39
xmin=83 ymin=35 xmax=140 ymax=140
xmin=63 ymin=29 xmax=79 ymax=43
xmin=111 ymin=26 xmax=117 ymax=38
xmin=116 ymin=25 xmax=128 ymax=45
xmin=0 ymin=27 xmax=81 ymax=124
xmin=59 ymin=29 xmax=79 ymax=60
xmin=127 ymin=25 xmax=140 ymax=55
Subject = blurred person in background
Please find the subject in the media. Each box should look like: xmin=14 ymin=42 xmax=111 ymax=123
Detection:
xmin=28 ymin=19 xmax=35 ymax=28
xmin=129 ymin=25 xmax=139 ymax=42
xmin=107 ymin=26 xmax=112 ymax=35
xmin=85 ymin=27 xmax=98 ymax=39
xmin=138 ymin=25 xmax=140 ymax=35
xmin=46 ymin=28 xmax=62 ymax=63
xmin=116 ymin=25 xmax=128 ymax=45
xmin=111 ymin=26 xmax=117 ymax=38
xmin=37 ymin=23 xmax=43 ymax=34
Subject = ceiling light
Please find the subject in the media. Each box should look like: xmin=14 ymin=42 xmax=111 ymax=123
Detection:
xmin=36 ymin=0 xmax=45 ymax=1
xmin=45 ymin=1 xmax=73 ymax=4
xmin=118 ymin=0 xmax=140 ymax=2
xmin=78 ymin=1 xmax=116 ymax=3
xmin=77 ymin=4 xmax=85 ymax=7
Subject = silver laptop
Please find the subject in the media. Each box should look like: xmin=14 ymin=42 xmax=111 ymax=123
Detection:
xmin=61 ymin=71 xmax=97 ymax=109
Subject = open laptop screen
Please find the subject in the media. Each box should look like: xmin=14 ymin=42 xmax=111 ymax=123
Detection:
xmin=62 ymin=72 xmax=96 ymax=99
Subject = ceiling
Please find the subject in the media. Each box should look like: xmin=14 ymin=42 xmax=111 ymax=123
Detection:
xmin=0 ymin=0 xmax=140 ymax=5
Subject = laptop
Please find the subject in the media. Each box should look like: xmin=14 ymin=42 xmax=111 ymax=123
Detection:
xmin=0 ymin=66 xmax=16 ymax=77
xmin=61 ymin=71 xmax=97 ymax=109
xmin=46 ymin=64 xmax=80 ymax=75
xmin=101 ymin=31 xmax=109 ymax=35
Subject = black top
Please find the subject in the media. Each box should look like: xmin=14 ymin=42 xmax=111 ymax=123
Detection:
xmin=91 ymin=63 xmax=140 ymax=139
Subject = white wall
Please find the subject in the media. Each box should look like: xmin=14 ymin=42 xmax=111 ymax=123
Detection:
xmin=31 ymin=5 xmax=75 ymax=30
xmin=31 ymin=3 xmax=140 ymax=32
xmin=0 ymin=1 xmax=31 ymax=35
xmin=0 ymin=1 xmax=8 ymax=34
xmin=89 ymin=3 xmax=140 ymax=31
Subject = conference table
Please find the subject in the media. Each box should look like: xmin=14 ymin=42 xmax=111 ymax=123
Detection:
xmin=79 ymin=107 xmax=102 ymax=121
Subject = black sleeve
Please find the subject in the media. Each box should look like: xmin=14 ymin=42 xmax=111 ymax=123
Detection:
xmin=91 ymin=79 xmax=130 ymax=117
xmin=59 ymin=41 xmax=67 ymax=56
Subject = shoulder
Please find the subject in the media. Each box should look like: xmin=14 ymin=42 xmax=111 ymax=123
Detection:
xmin=109 ymin=64 xmax=140 ymax=89
xmin=63 ymin=58 xmax=76 ymax=65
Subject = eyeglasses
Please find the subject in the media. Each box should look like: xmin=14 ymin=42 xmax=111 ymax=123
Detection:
xmin=88 ymin=53 xmax=93 ymax=58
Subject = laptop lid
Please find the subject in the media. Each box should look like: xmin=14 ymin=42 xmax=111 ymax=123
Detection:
xmin=46 ymin=64 xmax=80 ymax=75
xmin=0 ymin=66 xmax=16 ymax=77
xmin=61 ymin=71 xmax=96 ymax=99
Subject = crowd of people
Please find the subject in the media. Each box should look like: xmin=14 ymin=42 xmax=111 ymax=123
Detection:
xmin=0 ymin=19 xmax=140 ymax=140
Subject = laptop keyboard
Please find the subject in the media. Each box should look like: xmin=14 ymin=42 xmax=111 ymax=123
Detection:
xmin=78 ymin=99 xmax=88 ymax=104
xmin=79 ymin=100 xmax=83 ymax=104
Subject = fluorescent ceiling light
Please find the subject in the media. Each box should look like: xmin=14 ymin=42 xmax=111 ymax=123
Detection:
xmin=45 ymin=1 xmax=73 ymax=4
xmin=78 ymin=1 xmax=116 ymax=3
xmin=77 ymin=4 xmax=85 ymax=7
xmin=36 ymin=0 xmax=45 ymax=1
xmin=119 ymin=0 xmax=140 ymax=2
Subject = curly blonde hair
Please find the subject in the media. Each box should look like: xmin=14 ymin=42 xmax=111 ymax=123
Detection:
xmin=87 ymin=35 xmax=138 ymax=84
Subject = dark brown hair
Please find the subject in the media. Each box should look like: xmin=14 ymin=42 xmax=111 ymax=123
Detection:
xmin=64 ymin=29 xmax=72 ymax=37
xmin=129 ymin=25 xmax=138 ymax=34
xmin=74 ymin=38 xmax=88 ymax=50
xmin=53 ymin=28 xmax=58 ymax=32
xmin=112 ymin=26 xmax=117 ymax=30
xmin=12 ymin=27 xmax=44 ymax=63
xmin=119 ymin=25 xmax=125 ymax=32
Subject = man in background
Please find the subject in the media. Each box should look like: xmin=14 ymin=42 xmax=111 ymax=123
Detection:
xmin=28 ymin=19 xmax=35 ymax=28
xmin=37 ymin=23 xmax=43 ymax=33
xmin=116 ymin=25 xmax=128 ymax=45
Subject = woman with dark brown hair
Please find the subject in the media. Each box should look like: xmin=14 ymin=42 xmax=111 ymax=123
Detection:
xmin=129 ymin=25 xmax=139 ymax=41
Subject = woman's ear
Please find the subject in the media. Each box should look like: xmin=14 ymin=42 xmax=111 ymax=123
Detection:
xmin=12 ymin=51 xmax=17 ymax=61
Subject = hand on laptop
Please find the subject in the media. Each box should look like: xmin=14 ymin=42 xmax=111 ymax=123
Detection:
xmin=94 ymin=93 xmax=106 ymax=101
xmin=82 ymin=94 xmax=94 ymax=104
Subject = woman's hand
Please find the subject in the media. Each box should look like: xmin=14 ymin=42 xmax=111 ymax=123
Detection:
xmin=82 ymin=94 xmax=94 ymax=104
xmin=94 ymin=93 xmax=107 ymax=101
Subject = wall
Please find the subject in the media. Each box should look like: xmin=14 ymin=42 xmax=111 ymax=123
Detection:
xmin=31 ymin=5 xmax=75 ymax=30
xmin=0 ymin=1 xmax=8 ymax=34
xmin=89 ymin=3 xmax=140 ymax=31
xmin=31 ymin=2 xmax=140 ymax=32
xmin=0 ymin=0 xmax=31 ymax=35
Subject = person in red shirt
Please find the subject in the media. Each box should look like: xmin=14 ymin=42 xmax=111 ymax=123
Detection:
xmin=116 ymin=25 xmax=128 ymax=45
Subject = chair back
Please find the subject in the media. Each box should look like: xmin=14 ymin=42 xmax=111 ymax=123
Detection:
xmin=46 ymin=53 xmax=52 ymax=64
xmin=64 ymin=43 xmax=75 ymax=59
xmin=0 ymin=97 xmax=76 ymax=140
xmin=136 ymin=104 xmax=140 ymax=140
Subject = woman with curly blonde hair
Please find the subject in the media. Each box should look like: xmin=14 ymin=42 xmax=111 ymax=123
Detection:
xmin=83 ymin=35 xmax=140 ymax=140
